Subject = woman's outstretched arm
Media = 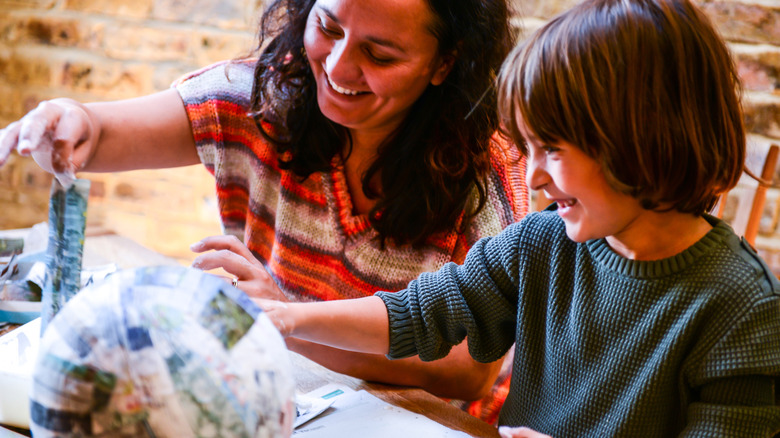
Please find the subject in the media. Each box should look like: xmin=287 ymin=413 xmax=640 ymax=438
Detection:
xmin=0 ymin=89 xmax=199 ymax=176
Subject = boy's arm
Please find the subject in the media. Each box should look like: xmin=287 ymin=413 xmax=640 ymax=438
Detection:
xmin=259 ymin=221 xmax=525 ymax=393
xmin=377 ymin=226 xmax=524 ymax=364
xmin=261 ymin=296 xmax=391 ymax=355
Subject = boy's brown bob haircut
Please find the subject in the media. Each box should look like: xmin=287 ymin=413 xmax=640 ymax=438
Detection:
xmin=498 ymin=0 xmax=745 ymax=215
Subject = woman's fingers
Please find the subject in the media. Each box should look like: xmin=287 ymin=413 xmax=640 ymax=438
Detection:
xmin=19 ymin=102 xmax=74 ymax=185
xmin=0 ymin=99 xmax=94 ymax=186
xmin=191 ymin=235 xmax=257 ymax=262
xmin=17 ymin=103 xmax=54 ymax=156
xmin=51 ymin=103 xmax=93 ymax=172
xmin=190 ymin=237 xmax=289 ymax=302
xmin=0 ymin=121 xmax=22 ymax=166
xmin=192 ymin=249 xmax=255 ymax=280
xmin=190 ymin=234 xmax=260 ymax=279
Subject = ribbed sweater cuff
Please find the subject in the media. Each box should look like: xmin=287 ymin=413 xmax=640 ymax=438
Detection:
xmin=375 ymin=290 xmax=417 ymax=359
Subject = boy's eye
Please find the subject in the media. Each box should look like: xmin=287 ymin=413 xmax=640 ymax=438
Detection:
xmin=542 ymin=144 xmax=560 ymax=153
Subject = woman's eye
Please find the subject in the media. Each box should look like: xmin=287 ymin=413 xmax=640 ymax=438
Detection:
xmin=319 ymin=20 xmax=341 ymax=37
xmin=366 ymin=50 xmax=394 ymax=65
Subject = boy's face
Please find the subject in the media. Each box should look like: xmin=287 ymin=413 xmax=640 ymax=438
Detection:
xmin=519 ymin=118 xmax=645 ymax=245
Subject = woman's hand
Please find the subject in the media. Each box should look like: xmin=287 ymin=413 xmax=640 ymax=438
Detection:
xmin=191 ymin=235 xmax=290 ymax=301
xmin=498 ymin=426 xmax=552 ymax=438
xmin=0 ymin=99 xmax=98 ymax=185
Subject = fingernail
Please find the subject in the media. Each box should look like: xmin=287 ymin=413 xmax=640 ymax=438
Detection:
xmin=18 ymin=139 xmax=32 ymax=155
xmin=189 ymin=242 xmax=202 ymax=251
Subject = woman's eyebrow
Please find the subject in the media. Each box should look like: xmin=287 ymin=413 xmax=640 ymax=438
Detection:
xmin=318 ymin=5 xmax=406 ymax=54
xmin=319 ymin=6 xmax=340 ymax=24
xmin=366 ymin=35 xmax=406 ymax=53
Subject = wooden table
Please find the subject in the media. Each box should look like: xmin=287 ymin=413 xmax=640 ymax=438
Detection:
xmin=1 ymin=229 xmax=500 ymax=437
xmin=291 ymin=352 xmax=500 ymax=437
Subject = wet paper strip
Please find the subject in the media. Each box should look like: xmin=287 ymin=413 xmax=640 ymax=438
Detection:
xmin=40 ymin=178 xmax=90 ymax=335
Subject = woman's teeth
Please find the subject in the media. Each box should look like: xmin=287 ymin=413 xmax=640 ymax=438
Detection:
xmin=328 ymin=78 xmax=361 ymax=95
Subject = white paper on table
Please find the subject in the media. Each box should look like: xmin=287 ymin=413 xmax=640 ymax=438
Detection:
xmin=294 ymin=393 xmax=336 ymax=428
xmin=293 ymin=385 xmax=470 ymax=437
xmin=294 ymin=383 xmax=353 ymax=429
xmin=0 ymin=317 xmax=40 ymax=429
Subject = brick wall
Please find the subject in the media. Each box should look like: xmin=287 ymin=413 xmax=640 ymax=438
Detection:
xmin=0 ymin=0 xmax=779 ymax=266
xmin=0 ymin=0 xmax=264 ymax=263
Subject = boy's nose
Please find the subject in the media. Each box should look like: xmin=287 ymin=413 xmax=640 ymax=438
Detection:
xmin=525 ymin=158 xmax=549 ymax=192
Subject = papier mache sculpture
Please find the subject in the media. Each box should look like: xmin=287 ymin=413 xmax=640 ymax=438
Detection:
xmin=30 ymin=265 xmax=296 ymax=438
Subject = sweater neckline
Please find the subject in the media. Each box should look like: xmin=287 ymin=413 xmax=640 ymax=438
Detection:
xmin=329 ymin=158 xmax=372 ymax=236
xmin=585 ymin=215 xmax=732 ymax=278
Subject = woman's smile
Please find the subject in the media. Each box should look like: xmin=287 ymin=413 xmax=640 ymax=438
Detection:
xmin=303 ymin=0 xmax=453 ymax=136
xmin=326 ymin=75 xmax=366 ymax=96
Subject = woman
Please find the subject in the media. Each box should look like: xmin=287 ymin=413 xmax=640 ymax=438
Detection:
xmin=0 ymin=0 xmax=527 ymax=417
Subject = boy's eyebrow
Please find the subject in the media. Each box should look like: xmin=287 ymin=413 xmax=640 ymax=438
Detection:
xmin=524 ymin=131 xmax=540 ymax=143
xmin=318 ymin=5 xmax=407 ymax=54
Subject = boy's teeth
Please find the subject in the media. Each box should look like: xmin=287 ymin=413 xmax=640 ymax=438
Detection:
xmin=328 ymin=78 xmax=360 ymax=95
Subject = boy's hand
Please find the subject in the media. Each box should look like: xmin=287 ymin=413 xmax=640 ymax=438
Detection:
xmin=254 ymin=298 xmax=293 ymax=337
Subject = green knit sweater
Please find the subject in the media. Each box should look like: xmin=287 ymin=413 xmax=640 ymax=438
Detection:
xmin=378 ymin=211 xmax=780 ymax=437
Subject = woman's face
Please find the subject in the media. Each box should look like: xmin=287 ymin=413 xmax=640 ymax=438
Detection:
xmin=303 ymin=0 xmax=453 ymax=138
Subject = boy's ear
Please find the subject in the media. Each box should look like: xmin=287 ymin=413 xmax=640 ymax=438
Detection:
xmin=431 ymin=50 xmax=457 ymax=86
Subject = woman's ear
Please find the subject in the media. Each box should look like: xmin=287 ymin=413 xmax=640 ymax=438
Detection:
xmin=430 ymin=51 xmax=457 ymax=86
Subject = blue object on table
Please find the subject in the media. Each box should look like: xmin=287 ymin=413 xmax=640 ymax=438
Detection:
xmin=0 ymin=253 xmax=46 ymax=325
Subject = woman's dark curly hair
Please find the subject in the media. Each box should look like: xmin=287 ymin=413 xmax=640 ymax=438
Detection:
xmin=250 ymin=0 xmax=515 ymax=247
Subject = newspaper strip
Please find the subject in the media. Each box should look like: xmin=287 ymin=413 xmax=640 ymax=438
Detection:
xmin=40 ymin=178 xmax=90 ymax=335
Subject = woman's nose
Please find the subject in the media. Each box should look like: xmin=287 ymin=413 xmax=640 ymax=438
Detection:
xmin=325 ymin=40 xmax=361 ymax=84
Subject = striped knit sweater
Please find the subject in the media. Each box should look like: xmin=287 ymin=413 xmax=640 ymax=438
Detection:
xmin=174 ymin=59 xmax=528 ymax=300
xmin=379 ymin=211 xmax=780 ymax=437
